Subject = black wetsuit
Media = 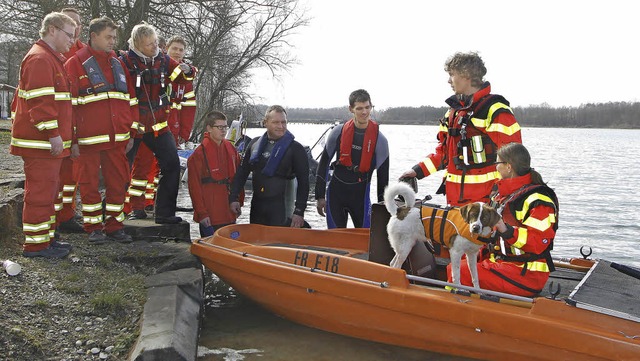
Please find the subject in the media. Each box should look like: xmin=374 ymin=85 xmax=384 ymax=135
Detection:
xmin=315 ymin=125 xmax=390 ymax=228
xmin=229 ymin=134 xmax=309 ymax=226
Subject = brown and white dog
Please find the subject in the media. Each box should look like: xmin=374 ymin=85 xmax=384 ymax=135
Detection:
xmin=383 ymin=182 xmax=501 ymax=288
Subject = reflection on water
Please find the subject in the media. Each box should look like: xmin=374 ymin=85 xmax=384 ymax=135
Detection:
xmin=182 ymin=124 xmax=640 ymax=360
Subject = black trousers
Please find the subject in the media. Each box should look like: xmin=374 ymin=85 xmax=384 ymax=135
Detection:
xmin=127 ymin=132 xmax=180 ymax=218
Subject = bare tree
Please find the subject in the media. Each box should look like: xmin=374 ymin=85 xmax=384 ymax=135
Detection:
xmin=0 ymin=0 xmax=309 ymax=137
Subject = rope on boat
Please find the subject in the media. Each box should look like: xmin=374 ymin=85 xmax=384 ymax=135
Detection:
xmin=406 ymin=275 xmax=534 ymax=303
xmin=198 ymin=241 xmax=390 ymax=288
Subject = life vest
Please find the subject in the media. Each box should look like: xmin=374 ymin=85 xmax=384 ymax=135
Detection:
xmin=75 ymin=47 xmax=128 ymax=97
xmin=120 ymin=50 xmax=170 ymax=112
xmin=446 ymin=94 xmax=511 ymax=171
xmin=199 ymin=138 xmax=238 ymax=188
xmin=492 ymin=184 xmax=559 ymax=272
xmin=338 ymin=119 xmax=378 ymax=173
xmin=420 ymin=204 xmax=489 ymax=254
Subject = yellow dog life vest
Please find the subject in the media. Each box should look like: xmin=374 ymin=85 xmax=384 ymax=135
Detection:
xmin=420 ymin=205 xmax=485 ymax=248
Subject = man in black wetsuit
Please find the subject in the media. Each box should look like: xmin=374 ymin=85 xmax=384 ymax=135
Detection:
xmin=229 ymin=105 xmax=309 ymax=227
xmin=315 ymin=89 xmax=390 ymax=228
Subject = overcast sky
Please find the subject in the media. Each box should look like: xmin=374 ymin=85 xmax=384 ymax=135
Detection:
xmin=248 ymin=0 xmax=638 ymax=110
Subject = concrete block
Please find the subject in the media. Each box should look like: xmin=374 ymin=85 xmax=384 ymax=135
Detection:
xmin=129 ymin=269 xmax=204 ymax=361
xmin=123 ymin=219 xmax=191 ymax=243
xmin=0 ymin=188 xmax=23 ymax=244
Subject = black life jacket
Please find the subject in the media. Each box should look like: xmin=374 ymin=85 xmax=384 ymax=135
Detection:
xmin=120 ymin=50 xmax=170 ymax=111
xmin=492 ymin=184 xmax=559 ymax=273
xmin=447 ymin=94 xmax=512 ymax=171
xmin=76 ymin=47 xmax=128 ymax=96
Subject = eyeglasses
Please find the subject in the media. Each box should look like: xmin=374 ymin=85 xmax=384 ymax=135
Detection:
xmin=212 ymin=125 xmax=228 ymax=131
xmin=494 ymin=161 xmax=507 ymax=165
xmin=54 ymin=26 xmax=75 ymax=39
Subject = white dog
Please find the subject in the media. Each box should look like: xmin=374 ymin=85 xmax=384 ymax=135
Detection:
xmin=383 ymin=182 xmax=500 ymax=288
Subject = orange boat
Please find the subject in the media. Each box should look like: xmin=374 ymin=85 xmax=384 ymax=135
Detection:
xmin=191 ymin=215 xmax=640 ymax=360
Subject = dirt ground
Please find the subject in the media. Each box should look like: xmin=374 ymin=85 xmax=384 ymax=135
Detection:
xmin=0 ymin=129 xmax=176 ymax=361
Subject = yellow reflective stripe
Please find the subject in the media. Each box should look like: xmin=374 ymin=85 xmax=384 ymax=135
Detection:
xmin=71 ymin=97 xmax=78 ymax=105
xmin=115 ymin=133 xmax=130 ymax=142
xmin=422 ymin=158 xmax=438 ymax=175
xmin=83 ymin=215 xmax=103 ymax=224
xmin=130 ymin=97 xmax=138 ymax=106
xmin=438 ymin=123 xmax=448 ymax=132
xmin=18 ymin=87 xmax=55 ymax=99
xmin=145 ymin=183 xmax=155 ymax=190
xmin=76 ymin=92 xmax=130 ymax=105
xmin=169 ymin=67 xmax=182 ymax=81
xmin=49 ymin=215 xmax=56 ymax=224
xmin=35 ymin=120 xmax=59 ymax=131
xmin=512 ymin=227 xmax=528 ymax=248
xmin=128 ymin=189 xmax=144 ymax=196
xmin=23 ymin=220 xmax=52 ymax=232
xmin=11 ymin=138 xmax=72 ymax=150
xmin=486 ymin=122 xmax=521 ymax=136
xmin=144 ymin=193 xmax=155 ymax=200
xmin=78 ymin=134 xmax=110 ymax=145
xmin=131 ymin=179 xmax=147 ymax=187
xmin=54 ymin=92 xmax=72 ymax=101
xmin=523 ymin=214 xmax=556 ymax=232
xmin=82 ymin=202 xmax=103 ymax=212
xmin=446 ymin=171 xmax=500 ymax=184
xmin=153 ymin=177 xmax=159 ymax=184
xmin=25 ymin=233 xmax=51 ymax=244
xmin=105 ymin=203 xmax=124 ymax=212
xmin=105 ymin=212 xmax=126 ymax=223
xmin=54 ymin=202 xmax=63 ymax=211
xmin=63 ymin=185 xmax=76 ymax=192
xmin=181 ymin=100 xmax=196 ymax=107
xmin=131 ymin=122 xmax=140 ymax=130
xmin=151 ymin=121 xmax=168 ymax=131
xmin=62 ymin=196 xmax=73 ymax=204
xmin=171 ymin=103 xmax=182 ymax=110
xmin=183 ymin=91 xmax=195 ymax=99
xmin=516 ymin=193 xmax=555 ymax=220
xmin=518 ymin=260 xmax=550 ymax=273
xmin=10 ymin=111 xmax=16 ymax=119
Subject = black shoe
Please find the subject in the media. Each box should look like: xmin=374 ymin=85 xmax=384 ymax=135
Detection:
xmin=155 ymin=216 xmax=182 ymax=224
xmin=50 ymin=239 xmax=73 ymax=251
xmin=88 ymin=230 xmax=108 ymax=245
xmin=58 ymin=216 xmax=84 ymax=233
xmin=107 ymin=229 xmax=133 ymax=244
xmin=144 ymin=204 xmax=155 ymax=213
xmin=23 ymin=246 xmax=70 ymax=258
xmin=128 ymin=210 xmax=147 ymax=220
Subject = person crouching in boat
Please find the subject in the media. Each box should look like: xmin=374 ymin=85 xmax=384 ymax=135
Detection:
xmin=449 ymin=143 xmax=559 ymax=297
xmin=187 ymin=111 xmax=243 ymax=237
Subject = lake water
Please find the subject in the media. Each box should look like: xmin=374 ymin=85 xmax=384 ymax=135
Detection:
xmin=181 ymin=124 xmax=640 ymax=361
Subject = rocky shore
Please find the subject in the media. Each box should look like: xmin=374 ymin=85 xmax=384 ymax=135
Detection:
xmin=0 ymin=126 xmax=198 ymax=361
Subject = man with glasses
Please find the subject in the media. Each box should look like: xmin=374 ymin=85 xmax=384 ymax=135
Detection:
xmin=315 ymin=89 xmax=390 ymax=229
xmin=400 ymin=51 xmax=522 ymax=207
xmin=9 ymin=12 xmax=76 ymax=258
xmin=64 ymin=16 xmax=136 ymax=244
xmin=187 ymin=111 xmax=243 ymax=236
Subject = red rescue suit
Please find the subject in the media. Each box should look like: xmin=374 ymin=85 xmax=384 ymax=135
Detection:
xmin=56 ymin=40 xmax=87 ymax=224
xmin=451 ymin=173 xmax=558 ymax=296
xmin=187 ymin=134 xmax=243 ymax=226
xmin=64 ymin=46 xmax=137 ymax=233
xmin=168 ymin=65 xmax=197 ymax=144
xmin=120 ymin=50 xmax=194 ymax=212
xmin=413 ymin=83 xmax=522 ymax=206
xmin=10 ymin=40 xmax=73 ymax=251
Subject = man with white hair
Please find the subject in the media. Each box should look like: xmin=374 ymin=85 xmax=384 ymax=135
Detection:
xmin=10 ymin=12 xmax=77 ymax=258
xmin=120 ymin=23 xmax=195 ymax=224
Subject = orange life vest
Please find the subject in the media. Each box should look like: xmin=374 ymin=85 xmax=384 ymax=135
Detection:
xmin=338 ymin=119 xmax=378 ymax=173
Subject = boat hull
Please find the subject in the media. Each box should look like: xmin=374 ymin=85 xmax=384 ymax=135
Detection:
xmin=191 ymin=224 xmax=640 ymax=361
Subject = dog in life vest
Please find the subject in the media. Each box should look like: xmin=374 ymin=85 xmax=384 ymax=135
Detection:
xmin=383 ymin=182 xmax=501 ymax=288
